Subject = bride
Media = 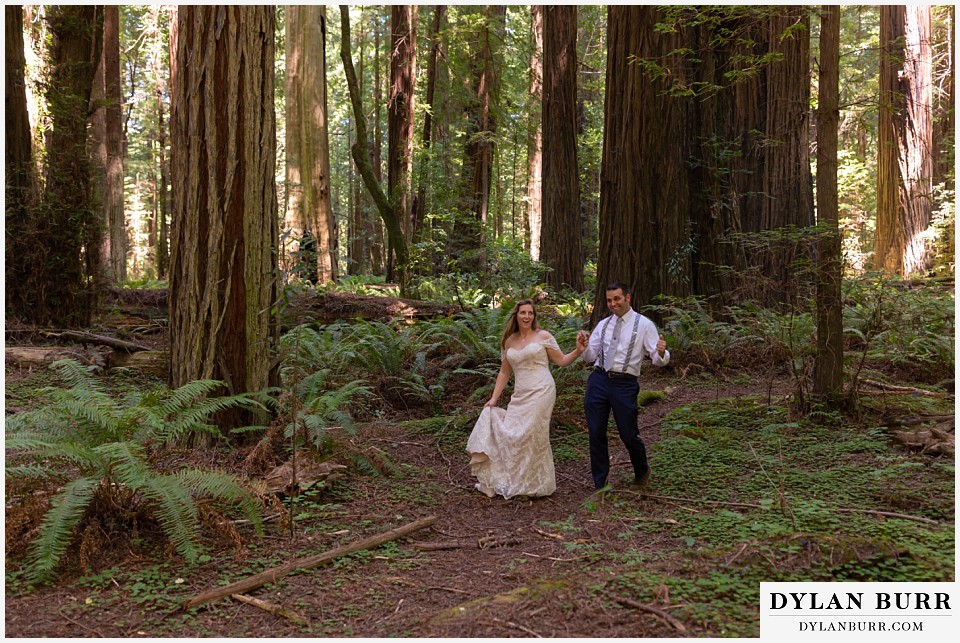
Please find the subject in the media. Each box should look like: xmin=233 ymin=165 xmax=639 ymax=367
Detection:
xmin=466 ymin=300 xmax=586 ymax=499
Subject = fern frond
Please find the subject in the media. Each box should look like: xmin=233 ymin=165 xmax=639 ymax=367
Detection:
xmin=134 ymin=473 xmax=201 ymax=564
xmin=5 ymin=464 xmax=63 ymax=480
xmin=58 ymin=395 xmax=119 ymax=437
xmin=153 ymin=379 xmax=227 ymax=416
xmin=49 ymin=359 xmax=106 ymax=394
xmin=173 ymin=469 xmax=264 ymax=534
xmin=25 ymin=477 xmax=99 ymax=584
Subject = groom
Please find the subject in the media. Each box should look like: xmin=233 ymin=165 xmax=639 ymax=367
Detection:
xmin=577 ymin=282 xmax=669 ymax=490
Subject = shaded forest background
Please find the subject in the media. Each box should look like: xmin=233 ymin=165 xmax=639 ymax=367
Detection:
xmin=6 ymin=5 xmax=955 ymax=309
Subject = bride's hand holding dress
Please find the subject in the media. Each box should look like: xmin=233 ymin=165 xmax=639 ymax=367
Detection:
xmin=467 ymin=330 xmax=584 ymax=499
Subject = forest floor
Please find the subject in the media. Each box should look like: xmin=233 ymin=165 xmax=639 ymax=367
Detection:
xmin=4 ymin=292 xmax=955 ymax=638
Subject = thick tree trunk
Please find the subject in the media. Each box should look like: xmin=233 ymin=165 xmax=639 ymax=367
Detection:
xmin=5 ymin=5 xmax=36 ymax=319
xmin=169 ymin=6 xmax=279 ymax=430
xmin=875 ymin=6 xmax=934 ymax=277
xmin=285 ymin=5 xmax=337 ymax=285
xmin=540 ymin=6 xmax=583 ymax=292
xmin=525 ymin=6 xmax=544 ymax=261
xmin=594 ymin=5 xmax=693 ymax=325
xmin=101 ymin=6 xmax=126 ymax=283
xmin=388 ymin=5 xmax=417 ymax=242
xmin=813 ymin=5 xmax=843 ymax=402
xmin=41 ymin=5 xmax=104 ymax=327
xmin=594 ymin=6 xmax=813 ymax=325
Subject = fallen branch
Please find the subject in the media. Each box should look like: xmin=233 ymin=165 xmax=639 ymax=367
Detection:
xmin=182 ymin=515 xmax=436 ymax=610
xmin=835 ymin=507 xmax=939 ymax=525
xmin=642 ymin=493 xmax=938 ymax=525
xmin=488 ymin=617 xmax=542 ymax=638
xmin=41 ymin=330 xmax=152 ymax=353
xmin=231 ymin=594 xmax=309 ymax=625
xmin=412 ymin=535 xmax=521 ymax=551
xmin=615 ymin=597 xmax=687 ymax=632
xmin=860 ymin=379 xmax=951 ymax=398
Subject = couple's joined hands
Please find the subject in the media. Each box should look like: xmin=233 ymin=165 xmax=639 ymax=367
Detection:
xmin=576 ymin=330 xmax=589 ymax=350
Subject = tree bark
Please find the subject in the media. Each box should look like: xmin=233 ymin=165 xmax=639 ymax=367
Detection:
xmin=525 ymin=6 xmax=544 ymax=261
xmin=99 ymin=6 xmax=126 ymax=283
xmin=40 ymin=5 xmax=104 ymax=327
xmin=5 ymin=5 xmax=36 ymax=319
xmin=540 ymin=6 xmax=583 ymax=292
xmin=169 ymin=6 xmax=279 ymax=430
xmin=593 ymin=6 xmax=813 ymax=325
xmin=285 ymin=5 xmax=337 ymax=285
xmin=339 ymin=6 xmax=409 ymax=292
xmin=389 ymin=5 xmax=417 ymax=243
xmin=813 ymin=5 xmax=843 ymax=401
xmin=875 ymin=5 xmax=934 ymax=276
xmin=594 ymin=5 xmax=693 ymax=325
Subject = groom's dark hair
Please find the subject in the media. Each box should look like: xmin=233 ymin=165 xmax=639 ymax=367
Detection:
xmin=606 ymin=282 xmax=631 ymax=296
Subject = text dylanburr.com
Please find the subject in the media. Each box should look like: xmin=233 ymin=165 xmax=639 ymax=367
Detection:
xmin=760 ymin=582 xmax=956 ymax=641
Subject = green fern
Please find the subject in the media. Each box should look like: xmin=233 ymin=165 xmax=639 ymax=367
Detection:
xmin=5 ymin=359 xmax=268 ymax=583
xmin=26 ymin=478 xmax=100 ymax=583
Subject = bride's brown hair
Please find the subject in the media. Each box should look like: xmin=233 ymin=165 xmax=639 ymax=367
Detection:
xmin=500 ymin=299 xmax=540 ymax=349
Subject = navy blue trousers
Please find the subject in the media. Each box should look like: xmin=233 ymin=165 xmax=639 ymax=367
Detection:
xmin=584 ymin=370 xmax=649 ymax=489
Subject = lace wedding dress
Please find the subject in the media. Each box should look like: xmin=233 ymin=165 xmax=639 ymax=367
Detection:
xmin=466 ymin=337 xmax=558 ymax=499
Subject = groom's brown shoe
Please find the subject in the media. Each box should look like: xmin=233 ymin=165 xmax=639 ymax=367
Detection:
xmin=629 ymin=468 xmax=650 ymax=490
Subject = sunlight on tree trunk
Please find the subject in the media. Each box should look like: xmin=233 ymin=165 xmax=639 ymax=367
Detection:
xmin=876 ymin=5 xmax=934 ymax=277
xmin=285 ymin=5 xmax=337 ymax=285
xmin=169 ymin=6 xmax=279 ymax=430
xmin=525 ymin=6 xmax=544 ymax=262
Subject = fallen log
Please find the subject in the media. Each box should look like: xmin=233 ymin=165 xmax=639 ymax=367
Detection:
xmin=41 ymin=330 xmax=152 ymax=353
xmin=282 ymin=290 xmax=458 ymax=326
xmin=5 ymin=346 xmax=81 ymax=369
xmin=182 ymin=515 xmax=436 ymax=610
xmin=106 ymin=350 xmax=168 ymax=377
xmin=231 ymin=594 xmax=309 ymax=625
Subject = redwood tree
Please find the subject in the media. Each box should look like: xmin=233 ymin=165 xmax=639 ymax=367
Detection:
xmin=169 ymin=6 xmax=279 ymax=428
xmin=286 ymin=5 xmax=337 ymax=284
xmin=91 ymin=5 xmax=126 ymax=283
xmin=540 ymin=5 xmax=583 ymax=291
xmin=39 ymin=5 xmax=104 ymax=327
xmin=813 ymin=4 xmax=843 ymax=402
xmin=875 ymin=5 xmax=934 ymax=276
xmin=452 ymin=5 xmax=505 ymax=265
xmin=525 ymin=5 xmax=544 ymax=261
xmin=5 ymin=5 xmax=35 ymax=318
xmin=593 ymin=6 xmax=814 ymax=325
xmin=388 ymin=5 xmax=417 ymax=242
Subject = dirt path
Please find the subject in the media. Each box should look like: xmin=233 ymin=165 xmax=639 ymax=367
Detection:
xmin=5 ymin=374 xmax=783 ymax=638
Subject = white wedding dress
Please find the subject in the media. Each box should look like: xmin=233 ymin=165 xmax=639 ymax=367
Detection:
xmin=466 ymin=337 xmax=558 ymax=499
